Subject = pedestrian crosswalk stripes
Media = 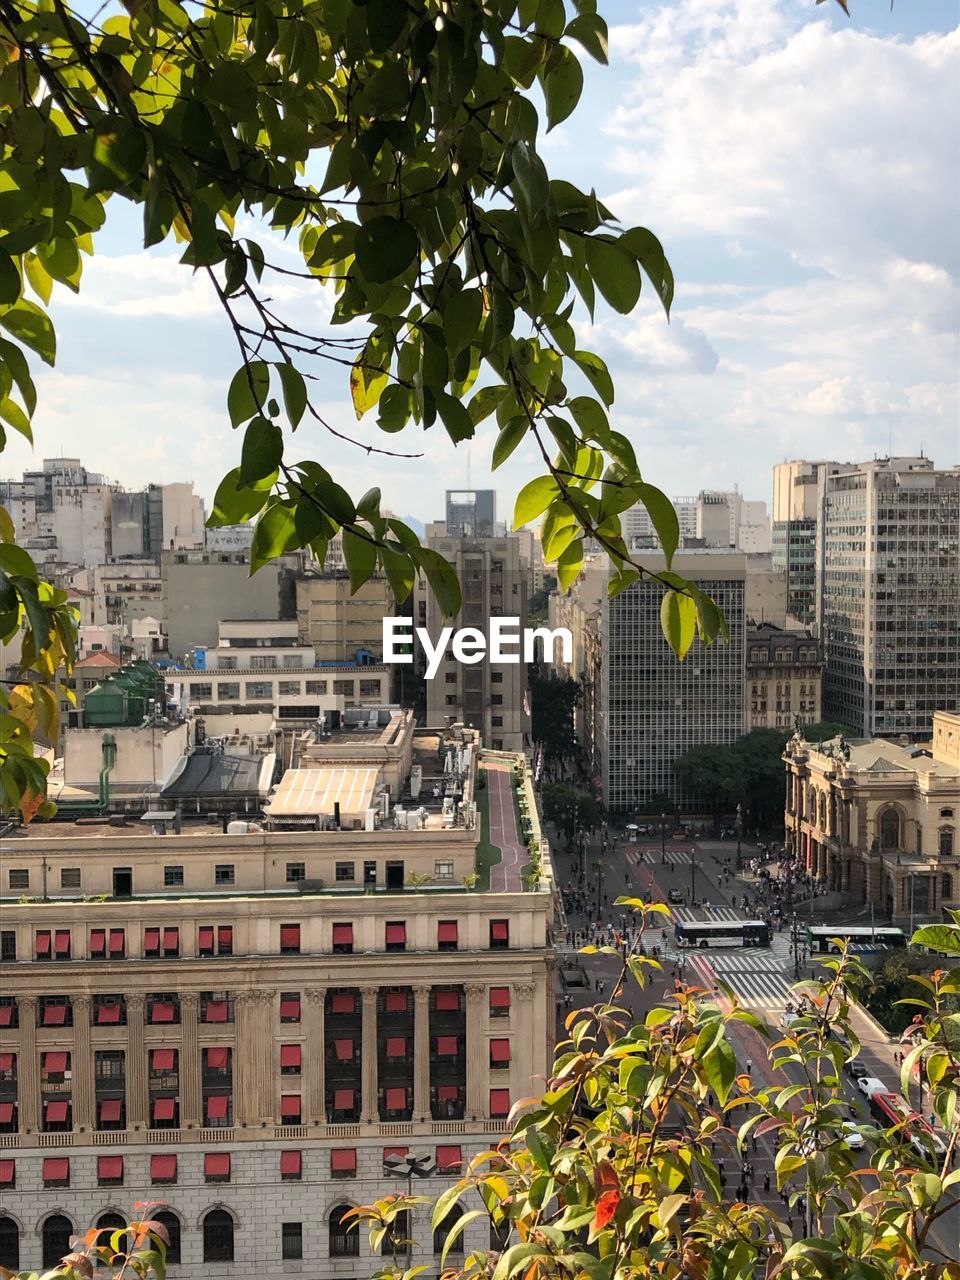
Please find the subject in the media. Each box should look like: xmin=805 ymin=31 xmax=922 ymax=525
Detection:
xmin=627 ymin=848 xmax=692 ymax=866
xmin=707 ymin=952 xmax=786 ymax=973
xmin=672 ymin=905 xmax=743 ymax=923
xmin=686 ymin=954 xmax=794 ymax=1010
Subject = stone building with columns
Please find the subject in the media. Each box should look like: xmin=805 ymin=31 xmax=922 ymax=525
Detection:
xmin=0 ymin=735 xmax=555 ymax=1278
xmin=782 ymin=710 xmax=960 ymax=921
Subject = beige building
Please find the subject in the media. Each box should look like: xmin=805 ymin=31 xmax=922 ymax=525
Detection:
xmin=782 ymin=710 xmax=959 ymax=920
xmin=162 ymin=551 xmax=284 ymax=659
xmin=0 ymin=735 xmax=555 ymax=1278
xmin=296 ymin=574 xmax=395 ymax=665
xmin=746 ymin=623 xmax=822 ymax=732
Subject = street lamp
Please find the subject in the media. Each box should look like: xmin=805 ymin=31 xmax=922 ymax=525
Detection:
xmin=383 ymin=1151 xmax=436 ymax=1196
xmin=735 ymin=802 xmax=744 ymax=872
xmin=660 ymin=812 xmax=667 ymax=865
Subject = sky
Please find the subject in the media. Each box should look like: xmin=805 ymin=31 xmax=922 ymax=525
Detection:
xmin=6 ymin=0 xmax=959 ymax=527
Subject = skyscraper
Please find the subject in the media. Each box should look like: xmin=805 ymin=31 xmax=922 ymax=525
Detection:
xmin=444 ymin=490 xmax=496 ymax=537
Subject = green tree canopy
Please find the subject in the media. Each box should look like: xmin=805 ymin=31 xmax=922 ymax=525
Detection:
xmin=531 ymin=673 xmax=582 ymax=765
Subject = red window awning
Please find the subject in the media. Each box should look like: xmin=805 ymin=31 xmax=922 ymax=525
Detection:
xmin=198 ymin=926 xmax=215 ymax=950
xmin=153 ymin=1097 xmax=176 ymax=1121
xmin=385 ymin=923 xmax=406 ymax=944
xmin=385 ymin=1087 xmax=406 ymax=1110
xmin=489 ymin=1088 xmax=510 ymax=1117
xmin=0 ymin=1054 xmax=13 ymax=1072
xmin=491 ymin=921 xmax=509 ymax=941
xmin=54 ymin=931 xmax=71 ymax=955
xmin=0 ymin=1160 xmax=14 ymax=1184
xmin=436 ymin=1035 xmax=458 ymax=1056
xmin=151 ymin=1154 xmax=177 ymax=1181
xmin=0 ymin=1006 xmax=13 ymax=1026
xmin=333 ymin=1088 xmax=354 ymax=1110
xmin=332 ymin=924 xmax=353 ymax=945
xmin=490 ymin=1039 xmax=511 ymax=1063
xmin=206 ymin=1094 xmax=230 ymax=1119
xmin=280 ymin=924 xmax=300 ymax=948
xmin=43 ymin=1157 xmax=69 ymax=1182
xmin=98 ymin=1156 xmax=123 ymax=1180
xmin=438 ymin=922 xmax=458 ymax=943
xmin=330 ymin=992 xmax=354 ymax=1013
xmin=331 ymin=1148 xmax=356 ymax=1173
xmin=385 ymin=992 xmax=407 ymax=1012
xmin=438 ymin=1085 xmax=459 ymax=1101
xmin=144 ymin=928 xmax=160 ymax=951
xmin=36 ymin=931 xmax=52 ymax=955
xmin=435 ymin=991 xmax=459 ymax=1011
xmin=490 ymin=987 xmax=511 ymax=1008
xmin=217 ymin=926 xmax=233 ymax=948
xmin=151 ymin=1001 xmax=175 ymax=1023
xmin=280 ymin=1094 xmax=301 ymax=1120
xmin=386 ymin=1037 xmax=405 ymax=1057
xmin=90 ymin=929 xmax=106 ymax=953
xmin=204 ymin=1000 xmax=228 ymax=1022
xmin=205 ymin=1047 xmax=229 ymax=1069
xmin=334 ymin=1038 xmax=353 ymax=1061
xmin=45 ymin=1100 xmax=69 ymax=1123
xmin=163 ymin=927 xmax=179 ymax=951
xmin=151 ymin=1048 xmax=175 ymax=1072
xmin=43 ymin=1052 xmax=68 ymax=1073
xmin=384 ymin=1145 xmax=408 ymax=1160
xmin=204 ymin=1152 xmax=231 ymax=1177
xmin=280 ymin=1044 xmax=301 ymax=1069
xmin=97 ymin=1002 xmax=121 ymax=1024
xmin=280 ymin=995 xmax=301 ymax=1019
xmin=43 ymin=1003 xmax=67 ymax=1026
xmin=99 ymin=1098 xmax=122 ymax=1122
xmin=0 ymin=1103 xmax=14 ymax=1123
xmin=280 ymin=1150 xmax=302 ymax=1176
xmin=109 ymin=929 xmax=125 ymax=954
xmin=436 ymin=1144 xmax=462 ymax=1171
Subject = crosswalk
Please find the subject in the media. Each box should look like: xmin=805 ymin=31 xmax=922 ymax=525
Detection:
xmin=686 ymin=952 xmax=794 ymax=1011
xmin=672 ymin=904 xmax=743 ymax=923
xmin=627 ymin=848 xmax=692 ymax=866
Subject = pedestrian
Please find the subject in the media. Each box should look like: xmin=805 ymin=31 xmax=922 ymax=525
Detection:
xmin=752 ymin=1135 xmax=758 ymax=1152
xmin=763 ymin=1173 xmax=771 ymax=1194
xmin=746 ymin=1058 xmax=753 ymax=1074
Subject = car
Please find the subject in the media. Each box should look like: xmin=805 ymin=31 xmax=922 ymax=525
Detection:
xmin=779 ymin=1010 xmax=800 ymax=1030
xmin=845 ymin=1060 xmax=870 ymax=1082
xmin=856 ymin=1076 xmax=887 ymax=1099
xmin=668 ymin=888 xmax=685 ymax=904
xmin=840 ymin=1121 xmax=865 ymax=1150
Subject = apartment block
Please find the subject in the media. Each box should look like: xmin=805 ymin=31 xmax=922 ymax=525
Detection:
xmin=746 ymin=623 xmax=822 ymax=732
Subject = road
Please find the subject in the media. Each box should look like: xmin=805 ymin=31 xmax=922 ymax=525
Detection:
xmin=483 ymin=764 xmax=525 ymax=892
xmin=551 ymin=828 xmax=959 ymax=1264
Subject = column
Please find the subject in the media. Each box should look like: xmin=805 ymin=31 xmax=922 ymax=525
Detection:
xmin=72 ymin=995 xmax=94 ymax=1132
xmin=125 ymin=994 xmax=148 ymax=1131
xmin=465 ymin=983 xmax=484 ymax=1121
xmin=360 ymin=986 xmax=378 ymax=1123
xmin=255 ymin=989 xmax=276 ymax=1124
xmin=304 ymin=988 xmax=326 ymax=1126
xmin=179 ymin=993 xmax=200 ymax=1129
xmin=413 ymin=985 xmax=430 ymax=1122
xmin=16 ymin=997 xmax=40 ymax=1133
xmin=514 ymin=981 xmax=537 ymax=1099
xmin=234 ymin=990 xmax=260 ymax=1123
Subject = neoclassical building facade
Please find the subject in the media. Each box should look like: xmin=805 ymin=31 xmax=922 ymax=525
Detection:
xmin=783 ymin=711 xmax=960 ymax=920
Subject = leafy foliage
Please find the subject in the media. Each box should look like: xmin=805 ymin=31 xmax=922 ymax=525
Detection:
xmin=540 ymin=779 xmax=603 ymax=844
xmin=530 ymin=673 xmax=582 ymax=765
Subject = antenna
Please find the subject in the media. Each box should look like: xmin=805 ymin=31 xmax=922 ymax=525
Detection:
xmin=466 ymin=442 xmax=472 ymax=490
xmin=888 ymin=421 xmax=892 ymax=457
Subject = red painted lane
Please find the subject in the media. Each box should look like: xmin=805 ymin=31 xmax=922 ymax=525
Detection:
xmin=484 ymin=764 xmax=524 ymax=892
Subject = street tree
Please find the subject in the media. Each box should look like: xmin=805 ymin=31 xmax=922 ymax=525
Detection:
xmin=530 ymin=673 xmax=582 ymax=768
xmin=674 ymin=744 xmax=746 ymax=822
xmin=540 ymin=779 xmax=601 ymax=845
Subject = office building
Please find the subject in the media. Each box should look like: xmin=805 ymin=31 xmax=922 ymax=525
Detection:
xmin=782 ymin=711 xmax=959 ymax=921
xmin=816 ymin=458 xmax=960 ymax=739
xmin=296 ymin=574 xmax=394 ymax=665
xmin=444 ymin=491 xmax=496 ymax=538
xmin=161 ymin=551 xmax=285 ymax=659
xmin=0 ymin=731 xmax=553 ymax=1279
xmin=112 ymin=485 xmax=205 ymax=558
xmin=625 ymin=491 xmax=770 ymax=554
xmin=771 ymin=460 xmax=852 ymax=626
xmin=746 ymin=623 xmax=822 ymax=732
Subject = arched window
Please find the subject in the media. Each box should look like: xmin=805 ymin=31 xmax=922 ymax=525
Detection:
xmin=96 ymin=1213 xmax=129 ymax=1261
xmin=879 ymin=809 xmax=900 ymax=851
xmin=490 ymin=1216 xmax=510 ymax=1251
xmin=0 ymin=1216 xmax=19 ymax=1272
xmin=154 ymin=1211 xmax=181 ymax=1266
xmin=202 ymin=1210 xmax=233 ymax=1264
xmin=328 ymin=1205 xmax=358 ymax=1258
xmin=818 ymin=792 xmax=827 ymax=829
xmin=42 ymin=1215 xmax=73 ymax=1270
xmin=942 ymin=873 xmax=953 ymax=902
xmin=380 ymin=1209 xmax=409 ymax=1257
xmin=434 ymin=1204 xmax=463 ymax=1256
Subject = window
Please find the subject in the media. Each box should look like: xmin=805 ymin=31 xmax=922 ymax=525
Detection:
xmin=164 ymin=865 xmax=184 ymax=887
xmin=490 ymin=919 xmax=509 ymax=949
xmin=152 ymin=1096 xmax=178 ymax=1128
xmin=245 ymin=680 xmax=273 ymax=699
xmin=280 ymin=1044 xmax=302 ymax=1074
xmin=333 ymin=679 xmax=354 ymax=696
xmin=150 ymin=1154 xmax=177 ymax=1184
xmin=438 ymin=921 xmax=458 ymax=951
xmin=436 ymin=1145 xmax=463 ymax=1174
xmin=434 ymin=1205 xmax=464 ymax=1255
xmin=286 ymin=862 xmax=305 ymax=883
xmin=191 ymin=682 xmax=213 ymax=700
xmin=335 ymin=861 xmax=355 ymax=882
xmin=940 ymin=829 xmax=954 ymax=858
xmin=214 ymin=864 xmax=235 ymax=885
xmin=60 ymin=868 xmax=81 ymax=890
xmin=202 ymin=1210 xmax=234 ymax=1264
xmin=282 ymin=1222 xmax=303 ymax=1261
xmin=491 ymin=671 xmax=503 ymax=683
xmin=108 ymin=928 xmax=125 ymax=958
xmin=359 ymin=679 xmax=381 ymax=697
xmin=0 ymin=1214 xmax=19 ymax=1271
xmin=280 ymin=923 xmax=301 ymax=954
xmin=148 ymin=994 xmax=179 ymax=1024
xmin=201 ymin=992 xmax=232 ymax=1023
xmin=8 ymin=870 xmax=28 ymax=891
xmin=216 ymin=681 xmax=240 ymax=700
xmin=331 ymin=1147 xmax=357 ymax=1177
xmin=280 ymin=1094 xmax=301 ymax=1122
xmin=380 ymin=1209 xmax=409 ymax=1257
xmin=154 ymin=1212 xmax=181 ymax=1265
xmin=280 ymin=992 xmax=301 ymax=1023
xmin=491 ymin=694 xmax=503 ymax=705
xmin=0 ymin=933 xmax=14 ymax=963
xmin=490 ymin=1039 xmax=511 ymax=1067
xmin=43 ymin=1159 xmax=70 ymax=1188
xmin=445 ymin=694 xmax=457 ymax=705
xmin=492 ymin=716 xmax=503 ymax=727
xmin=304 ymin=680 xmax=325 ymax=694
xmin=489 ymin=1088 xmax=510 ymax=1117
xmin=97 ymin=1156 xmax=123 ymax=1186
xmin=280 ymin=1150 xmax=302 ymax=1180
xmin=204 ymin=1152 xmax=231 ymax=1182
xmin=0 ymin=1054 xmax=14 ymax=1082
xmin=385 ymin=921 xmax=406 ymax=952
xmin=490 ymin=987 xmax=511 ymax=1017
xmin=332 ymin=922 xmax=353 ymax=953
xmin=42 ymin=1215 xmax=73 ymax=1268
xmin=0 ymin=999 xmax=16 ymax=1029
xmin=329 ymin=1205 xmax=358 ymax=1258
xmin=434 ymin=859 xmax=454 ymax=880
xmin=39 ymin=996 xmax=72 ymax=1027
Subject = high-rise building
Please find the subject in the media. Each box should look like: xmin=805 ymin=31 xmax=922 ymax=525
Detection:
xmin=816 ymin=458 xmax=960 ymax=739
xmin=771 ymin=460 xmax=853 ymax=626
xmin=161 ymin=550 xmax=284 ymax=659
xmin=444 ymin=490 xmax=496 ymax=538
xmin=625 ymin=491 xmax=770 ymax=554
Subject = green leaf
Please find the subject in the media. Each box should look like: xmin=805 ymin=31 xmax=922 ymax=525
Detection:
xmin=585 ymin=236 xmax=642 ymax=314
xmin=240 ymin=417 xmax=283 ymax=485
xmin=621 ymin=226 xmax=675 ymax=319
xmin=276 ymin=362 xmax=307 ymax=429
xmin=443 ymin=288 xmax=483 ymax=356
xmin=542 ymin=45 xmax=583 ymax=131
xmin=514 ymin=476 xmax=562 ymax=528
xmin=492 ymin=416 xmax=528 ymax=470
xmin=636 ymin=482 xmax=680 ymax=566
xmin=416 ymin=546 xmax=462 ymax=617
xmin=342 ymin=527 xmax=378 ymax=592
xmin=573 ymin=350 xmax=614 ymax=406
xmin=207 ymin=468 xmax=270 ymax=528
xmin=250 ymin=503 xmax=300 ymax=572
xmin=702 ymin=1033 xmax=737 ymax=1105
xmin=0 ymin=301 xmax=56 ymax=366
xmin=89 ymin=120 xmax=148 ymax=192
xmin=468 ymin=384 xmax=508 ymax=425
xmin=350 ymin=347 xmax=390 ymax=419
xmin=354 ymin=216 xmax=419 ymax=284
xmin=511 ymin=141 xmax=550 ymax=218
xmin=911 ymin=924 xmax=960 ymax=955
xmin=0 ymin=252 xmax=20 ymax=305
xmin=1 ymin=396 xmax=32 ymax=442
xmin=565 ymin=13 xmax=609 ymax=64
xmin=660 ymin=589 xmax=697 ymax=661
xmin=227 ymin=362 xmax=270 ymax=427
xmin=205 ymin=63 xmax=259 ymax=119
xmin=556 ymin=537 xmax=584 ymax=591
xmin=567 ymin=396 xmax=609 ymax=443
xmin=435 ymin=391 xmax=475 ymax=443
xmin=0 ymin=339 xmax=36 ymax=416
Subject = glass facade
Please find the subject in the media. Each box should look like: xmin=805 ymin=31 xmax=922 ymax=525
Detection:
xmin=772 ymin=518 xmax=816 ymax=623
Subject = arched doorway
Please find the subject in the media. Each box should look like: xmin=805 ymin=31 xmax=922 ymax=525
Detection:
xmin=42 ymin=1215 xmax=73 ymax=1270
